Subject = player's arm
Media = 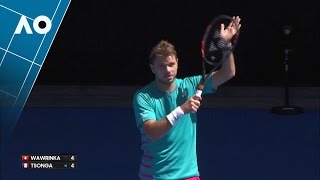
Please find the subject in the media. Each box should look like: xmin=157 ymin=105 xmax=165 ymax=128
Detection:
xmin=142 ymin=118 xmax=172 ymax=141
xmin=211 ymin=16 xmax=240 ymax=89
xmin=142 ymin=96 xmax=201 ymax=141
xmin=211 ymin=52 xmax=235 ymax=89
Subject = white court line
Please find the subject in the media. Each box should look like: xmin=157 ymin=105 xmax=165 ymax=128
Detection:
xmin=0 ymin=46 xmax=41 ymax=66
xmin=0 ymin=28 xmax=15 ymax=67
xmin=0 ymin=4 xmax=35 ymax=21
xmin=0 ymin=89 xmax=17 ymax=98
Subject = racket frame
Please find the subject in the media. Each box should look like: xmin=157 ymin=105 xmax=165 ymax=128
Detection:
xmin=196 ymin=15 xmax=240 ymax=95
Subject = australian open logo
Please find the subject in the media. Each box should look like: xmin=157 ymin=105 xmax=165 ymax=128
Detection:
xmin=14 ymin=15 xmax=52 ymax=34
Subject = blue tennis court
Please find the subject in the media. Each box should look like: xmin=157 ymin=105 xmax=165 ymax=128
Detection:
xmin=1 ymin=102 xmax=319 ymax=180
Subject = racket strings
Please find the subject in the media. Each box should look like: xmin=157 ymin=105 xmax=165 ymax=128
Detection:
xmin=204 ymin=29 xmax=232 ymax=67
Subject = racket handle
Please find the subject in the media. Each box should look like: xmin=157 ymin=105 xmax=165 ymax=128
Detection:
xmin=195 ymin=89 xmax=203 ymax=97
xmin=196 ymin=84 xmax=204 ymax=97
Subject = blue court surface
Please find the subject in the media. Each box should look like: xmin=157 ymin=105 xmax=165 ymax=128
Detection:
xmin=0 ymin=0 xmax=71 ymax=144
xmin=1 ymin=107 xmax=319 ymax=180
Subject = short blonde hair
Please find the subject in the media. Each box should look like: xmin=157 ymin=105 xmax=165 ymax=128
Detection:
xmin=149 ymin=40 xmax=177 ymax=64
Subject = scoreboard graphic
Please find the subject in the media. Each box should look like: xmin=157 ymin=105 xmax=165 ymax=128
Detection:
xmin=21 ymin=154 xmax=77 ymax=169
xmin=0 ymin=0 xmax=71 ymax=144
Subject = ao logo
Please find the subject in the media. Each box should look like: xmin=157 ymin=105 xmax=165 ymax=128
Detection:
xmin=14 ymin=15 xmax=52 ymax=34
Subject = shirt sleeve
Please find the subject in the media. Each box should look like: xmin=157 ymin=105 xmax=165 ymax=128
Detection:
xmin=133 ymin=92 xmax=156 ymax=128
xmin=186 ymin=75 xmax=216 ymax=95
xmin=203 ymin=74 xmax=217 ymax=94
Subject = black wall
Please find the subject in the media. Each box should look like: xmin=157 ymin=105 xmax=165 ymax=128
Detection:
xmin=37 ymin=1 xmax=320 ymax=86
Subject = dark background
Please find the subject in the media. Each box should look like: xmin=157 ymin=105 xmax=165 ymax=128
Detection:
xmin=37 ymin=1 xmax=320 ymax=86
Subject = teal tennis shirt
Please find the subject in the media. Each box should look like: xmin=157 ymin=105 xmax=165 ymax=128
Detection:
xmin=133 ymin=75 xmax=215 ymax=180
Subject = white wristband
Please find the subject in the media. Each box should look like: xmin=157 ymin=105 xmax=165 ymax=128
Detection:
xmin=166 ymin=106 xmax=184 ymax=126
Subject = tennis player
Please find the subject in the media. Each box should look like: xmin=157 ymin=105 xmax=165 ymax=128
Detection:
xmin=133 ymin=16 xmax=241 ymax=180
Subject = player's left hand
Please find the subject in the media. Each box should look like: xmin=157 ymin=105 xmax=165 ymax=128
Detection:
xmin=220 ymin=16 xmax=241 ymax=42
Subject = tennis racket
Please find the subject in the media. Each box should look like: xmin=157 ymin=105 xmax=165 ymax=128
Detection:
xmin=195 ymin=14 xmax=241 ymax=97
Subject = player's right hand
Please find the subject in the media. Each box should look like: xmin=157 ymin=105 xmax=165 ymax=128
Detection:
xmin=180 ymin=95 xmax=202 ymax=113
